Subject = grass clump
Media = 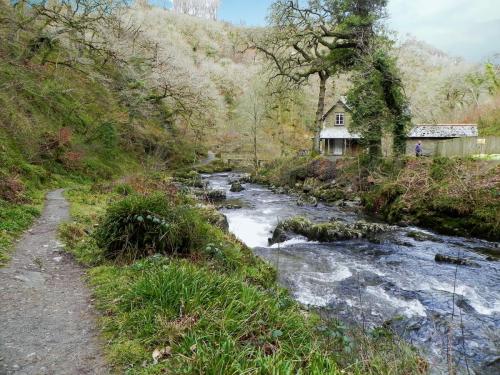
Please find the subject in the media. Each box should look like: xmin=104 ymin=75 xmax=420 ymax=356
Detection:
xmin=0 ymin=192 xmax=44 ymax=265
xmin=93 ymin=193 xmax=215 ymax=261
xmin=91 ymin=257 xmax=338 ymax=373
xmin=90 ymin=256 xmax=425 ymax=374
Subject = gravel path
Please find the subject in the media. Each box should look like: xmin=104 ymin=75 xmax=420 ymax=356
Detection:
xmin=0 ymin=190 xmax=108 ymax=375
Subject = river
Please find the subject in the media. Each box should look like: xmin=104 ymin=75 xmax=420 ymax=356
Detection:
xmin=205 ymin=173 xmax=500 ymax=375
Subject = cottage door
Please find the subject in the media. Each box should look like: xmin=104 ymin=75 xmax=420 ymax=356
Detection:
xmin=333 ymin=139 xmax=343 ymax=155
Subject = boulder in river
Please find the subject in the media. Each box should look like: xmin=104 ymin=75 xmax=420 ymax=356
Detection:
xmin=199 ymin=206 xmax=229 ymax=232
xmin=205 ymin=189 xmax=226 ymax=202
xmin=435 ymin=254 xmax=479 ymax=267
xmin=230 ymin=181 xmax=245 ymax=192
xmin=407 ymin=231 xmax=444 ymax=243
xmin=270 ymin=216 xmax=390 ymax=245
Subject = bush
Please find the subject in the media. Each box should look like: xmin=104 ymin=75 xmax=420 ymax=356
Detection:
xmin=94 ymin=194 xmax=215 ymax=261
xmin=307 ymin=158 xmax=336 ymax=181
xmin=0 ymin=174 xmax=27 ymax=203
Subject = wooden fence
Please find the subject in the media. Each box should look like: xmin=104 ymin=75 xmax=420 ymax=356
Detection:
xmin=435 ymin=136 xmax=500 ymax=157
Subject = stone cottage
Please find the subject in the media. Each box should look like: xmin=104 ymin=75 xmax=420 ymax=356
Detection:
xmin=319 ymin=97 xmax=361 ymax=157
xmin=320 ymin=97 xmax=478 ymax=157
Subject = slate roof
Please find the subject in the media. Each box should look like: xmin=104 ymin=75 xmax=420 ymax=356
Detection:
xmin=409 ymin=124 xmax=478 ymax=138
xmin=320 ymin=127 xmax=360 ymax=139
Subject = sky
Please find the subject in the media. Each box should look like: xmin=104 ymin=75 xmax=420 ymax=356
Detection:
xmin=214 ymin=0 xmax=500 ymax=62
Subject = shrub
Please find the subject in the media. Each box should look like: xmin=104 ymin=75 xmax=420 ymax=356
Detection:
xmin=0 ymin=174 xmax=27 ymax=203
xmin=94 ymin=194 xmax=214 ymax=261
xmin=430 ymin=157 xmax=454 ymax=181
xmin=307 ymin=158 xmax=336 ymax=181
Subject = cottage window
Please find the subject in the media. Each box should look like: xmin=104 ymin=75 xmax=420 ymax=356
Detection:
xmin=335 ymin=113 xmax=344 ymax=126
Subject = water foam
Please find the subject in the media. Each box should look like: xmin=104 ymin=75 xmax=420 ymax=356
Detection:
xmin=366 ymin=286 xmax=427 ymax=317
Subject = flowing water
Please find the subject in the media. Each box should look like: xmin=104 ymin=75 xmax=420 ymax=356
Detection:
xmin=205 ymin=173 xmax=500 ymax=374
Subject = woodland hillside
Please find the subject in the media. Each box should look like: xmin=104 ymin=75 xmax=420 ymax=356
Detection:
xmin=119 ymin=5 xmax=500 ymax=157
xmin=1 ymin=1 xmax=497 ymax=167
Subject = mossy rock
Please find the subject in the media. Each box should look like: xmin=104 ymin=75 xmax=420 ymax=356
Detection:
xmin=297 ymin=195 xmax=318 ymax=207
xmin=230 ymin=182 xmax=245 ymax=192
xmin=270 ymin=216 xmax=389 ymax=245
xmin=205 ymin=189 xmax=226 ymax=202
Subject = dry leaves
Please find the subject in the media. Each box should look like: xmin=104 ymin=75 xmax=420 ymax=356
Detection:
xmin=152 ymin=346 xmax=172 ymax=364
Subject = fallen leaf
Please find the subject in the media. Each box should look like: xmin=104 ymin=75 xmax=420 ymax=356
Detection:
xmin=263 ymin=343 xmax=277 ymax=356
xmin=152 ymin=346 xmax=172 ymax=364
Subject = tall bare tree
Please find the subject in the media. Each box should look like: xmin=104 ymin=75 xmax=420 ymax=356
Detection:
xmin=255 ymin=0 xmax=387 ymax=152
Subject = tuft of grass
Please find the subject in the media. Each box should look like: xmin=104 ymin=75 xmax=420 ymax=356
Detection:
xmin=90 ymin=257 xmax=425 ymax=374
xmin=0 ymin=192 xmax=44 ymax=265
xmin=93 ymin=193 xmax=218 ymax=261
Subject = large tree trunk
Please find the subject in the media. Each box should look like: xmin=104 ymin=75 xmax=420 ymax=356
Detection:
xmin=313 ymin=73 xmax=327 ymax=153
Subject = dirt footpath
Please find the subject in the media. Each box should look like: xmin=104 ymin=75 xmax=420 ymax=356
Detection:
xmin=0 ymin=190 xmax=108 ymax=375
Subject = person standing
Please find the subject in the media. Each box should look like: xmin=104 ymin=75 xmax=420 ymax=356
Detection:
xmin=415 ymin=141 xmax=423 ymax=157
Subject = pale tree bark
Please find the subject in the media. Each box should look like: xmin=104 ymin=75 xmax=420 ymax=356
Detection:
xmin=314 ymin=73 xmax=328 ymax=153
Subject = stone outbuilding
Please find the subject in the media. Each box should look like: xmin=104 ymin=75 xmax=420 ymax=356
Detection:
xmin=406 ymin=124 xmax=478 ymax=156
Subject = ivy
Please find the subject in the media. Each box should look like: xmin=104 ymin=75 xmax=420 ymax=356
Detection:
xmin=347 ymin=48 xmax=411 ymax=159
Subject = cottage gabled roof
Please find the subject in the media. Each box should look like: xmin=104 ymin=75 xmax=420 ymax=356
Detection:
xmin=320 ymin=127 xmax=360 ymax=139
xmin=338 ymin=96 xmax=352 ymax=111
xmin=408 ymin=124 xmax=478 ymax=138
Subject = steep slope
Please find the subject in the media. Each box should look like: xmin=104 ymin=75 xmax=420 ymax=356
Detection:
xmin=0 ymin=2 xmax=195 ymax=262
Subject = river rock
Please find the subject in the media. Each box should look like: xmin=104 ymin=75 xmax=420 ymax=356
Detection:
xmin=435 ymin=254 xmax=479 ymax=267
xmin=205 ymin=189 xmax=226 ymax=201
xmin=271 ymin=186 xmax=287 ymax=194
xmin=230 ymin=182 xmax=245 ymax=192
xmin=297 ymin=195 xmax=318 ymax=207
xmin=407 ymin=231 xmax=444 ymax=243
xmin=270 ymin=216 xmax=390 ymax=245
xmin=213 ymin=212 xmax=229 ymax=232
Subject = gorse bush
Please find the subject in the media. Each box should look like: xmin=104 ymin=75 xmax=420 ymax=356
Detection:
xmin=94 ymin=194 xmax=215 ymax=260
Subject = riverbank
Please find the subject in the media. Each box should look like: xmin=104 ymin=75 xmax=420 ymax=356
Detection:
xmin=254 ymin=156 xmax=500 ymax=242
xmin=59 ymin=173 xmax=426 ymax=374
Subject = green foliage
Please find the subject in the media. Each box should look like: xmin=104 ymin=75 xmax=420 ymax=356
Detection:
xmin=88 ymin=255 xmax=424 ymax=374
xmin=90 ymin=257 xmax=341 ymax=374
xmin=113 ymin=183 xmax=135 ymax=196
xmin=93 ymin=194 xmax=216 ymax=260
xmin=347 ymin=48 xmax=411 ymax=159
xmin=363 ymin=158 xmax=500 ymax=240
xmin=430 ymin=157 xmax=454 ymax=181
xmin=0 ymin=197 xmax=43 ymax=265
